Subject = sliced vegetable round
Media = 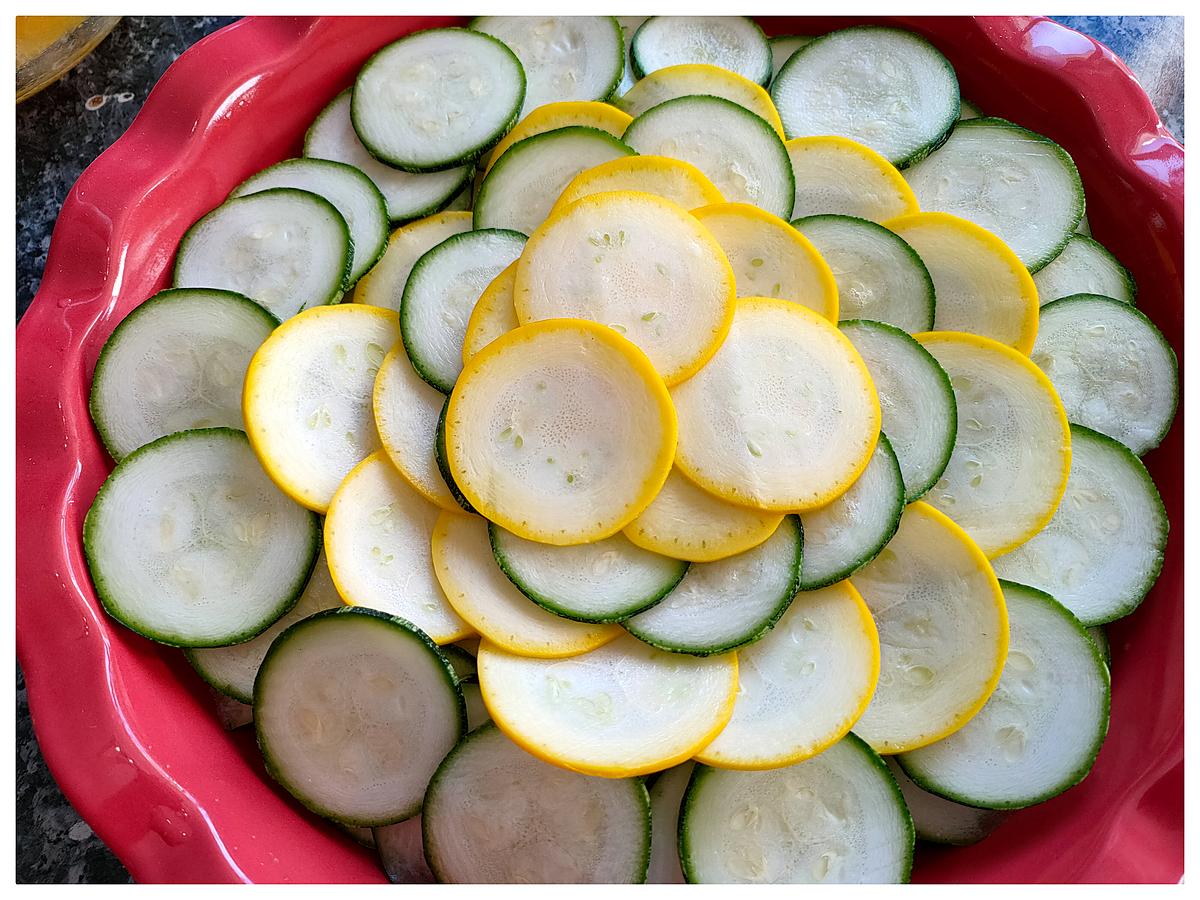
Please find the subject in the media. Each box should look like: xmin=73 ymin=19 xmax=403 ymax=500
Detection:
xmin=1031 ymin=293 xmax=1178 ymax=456
xmin=490 ymin=523 xmax=687 ymax=623
xmin=624 ymin=468 xmax=784 ymax=563
xmin=786 ymin=136 xmax=919 ymax=222
xmin=89 ymin=288 xmax=277 ymax=461
xmin=242 ymin=304 xmax=394 ymax=512
xmin=768 ymin=35 xmax=814 ymax=82
xmin=434 ymin=398 xmax=476 ymax=514
xmin=229 ymin=156 xmax=388 ymax=286
xmin=552 ymin=155 xmax=724 ymax=213
xmin=993 ymin=425 xmax=1168 ymax=626
xmin=481 ymin=100 xmax=633 ymax=175
xmin=692 ymin=202 xmax=838 ymax=321
xmin=514 ymin=191 xmax=736 ymax=386
xmin=375 ymin=817 xmax=435 ymax=884
xmin=694 ymin=581 xmax=879 ymax=769
xmin=898 ymin=581 xmax=1110 ymax=809
xmin=680 ymin=735 xmax=914 ymax=884
xmin=423 ymin=723 xmax=651 ymax=883
xmin=431 ymin=512 xmax=621 ymax=658
xmin=83 ymin=427 xmax=320 ymax=647
xmin=623 ymin=95 xmax=794 ymax=219
xmin=631 ymin=16 xmax=772 ymax=86
xmin=1089 ymin=626 xmax=1112 ymax=668
xmin=186 ymin=550 xmax=342 ymax=703
xmin=475 ymin=126 xmax=634 ymax=236
xmin=351 ymin=28 xmax=525 ymax=172
xmin=1032 ymin=233 xmax=1136 ymax=306
xmin=886 ymin=211 xmax=1039 ymax=355
xmin=471 ymin=16 xmax=624 ymax=118
xmin=624 ymin=515 xmax=802 ymax=656
xmin=840 ymin=320 xmax=956 ymax=503
xmin=173 ymin=188 xmax=350 ymax=321
xmin=446 ymin=320 xmax=676 ymax=545
xmin=324 ymin=452 xmax=471 ymax=643
xmin=460 ymin=262 xmax=518 ymax=364
xmin=304 ymin=90 xmax=470 ymax=222
xmin=353 ymin=211 xmax=472 ymax=311
xmin=617 ymin=63 xmax=783 ymax=136
xmin=671 ymin=298 xmax=880 ymax=511
xmin=796 ymin=433 xmax=904 ymax=590
xmin=373 ymin=348 xmax=459 ymax=512
xmin=477 ymin=632 xmax=738 ymax=777
xmin=646 ymin=761 xmax=693 ymax=884
xmin=849 ymin=502 xmax=1008 ymax=754
xmin=904 ymin=117 xmax=1084 ymax=272
xmin=793 ymin=214 xmax=934 ymax=332
xmin=917 ymin=331 xmax=1072 ymax=558
xmin=255 ymin=607 xmax=465 ymax=825
xmin=772 ymin=26 xmax=959 ymax=167
xmin=400 ymin=228 xmax=526 ymax=394
xmin=885 ymin=758 xmax=1008 ymax=847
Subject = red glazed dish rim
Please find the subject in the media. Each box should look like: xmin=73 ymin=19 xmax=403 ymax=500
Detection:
xmin=15 ymin=15 xmax=1183 ymax=884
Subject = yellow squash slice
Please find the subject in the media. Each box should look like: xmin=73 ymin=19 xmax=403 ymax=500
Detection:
xmin=693 ymin=580 xmax=879 ymax=769
xmin=477 ymin=632 xmax=738 ymax=777
xmin=445 ymin=319 xmax=677 ymax=545
xmin=786 ymin=135 xmax=919 ymax=222
xmin=514 ymin=190 xmax=736 ymax=385
xmin=482 ymin=100 xmax=633 ymax=175
xmin=616 ymin=63 xmax=785 ymax=137
xmin=551 ymin=155 xmax=724 ymax=214
xmin=691 ymin=201 xmax=838 ymax=321
xmin=671 ymin=297 xmax=880 ymax=511
xmin=353 ymin=211 xmax=472 ymax=309
xmin=624 ymin=468 xmax=783 ymax=563
xmin=373 ymin=347 xmax=460 ymax=512
xmin=243 ymin=304 xmax=392 ymax=512
xmin=916 ymin=331 xmax=1072 ymax=557
xmin=324 ymin=452 xmax=472 ymax=643
xmin=886 ymin=212 xmax=1039 ymax=355
xmin=461 ymin=262 xmax=519 ymax=364
xmin=850 ymin=501 xmax=1009 ymax=754
xmin=430 ymin=511 xmax=620 ymax=658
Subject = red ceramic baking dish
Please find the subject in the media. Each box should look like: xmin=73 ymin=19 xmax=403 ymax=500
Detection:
xmin=15 ymin=15 xmax=1183 ymax=884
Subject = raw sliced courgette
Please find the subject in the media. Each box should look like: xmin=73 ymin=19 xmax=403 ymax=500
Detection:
xmin=884 ymin=757 xmax=1008 ymax=846
xmin=481 ymin=100 xmax=632 ymax=175
xmin=897 ymin=581 xmax=1110 ymax=809
xmin=772 ymin=26 xmax=959 ymax=167
xmin=1031 ymin=293 xmax=1178 ymax=456
xmin=353 ymin=210 xmax=472 ymax=311
xmin=1031 ymin=233 xmax=1136 ymax=306
xmin=793 ymin=215 xmax=934 ymax=332
xmin=84 ymin=427 xmax=320 ymax=648
xmin=646 ymin=761 xmax=692 ymax=883
xmin=423 ymin=723 xmax=651 ymax=883
xmin=786 ymin=135 xmax=919 ymax=222
xmin=89 ymin=288 xmax=277 ymax=461
xmin=617 ymin=63 xmax=783 ymax=136
xmin=254 ymin=607 xmax=465 ymax=825
xmin=992 ymin=425 xmax=1168 ymax=626
xmin=840 ymin=320 xmax=956 ymax=503
xmin=490 ymin=523 xmax=687 ymax=623
xmin=623 ymin=94 xmax=795 ymax=219
xmin=400 ymin=228 xmax=527 ymax=394
xmin=460 ymin=262 xmax=518 ymax=364
xmin=631 ymin=16 xmax=772 ymax=86
xmin=624 ymin=515 xmax=802 ymax=656
xmin=904 ymin=118 xmax=1085 ymax=272
xmin=796 ymin=433 xmax=905 ymax=589
xmin=173 ymin=188 xmax=351 ymax=321
xmin=680 ymin=734 xmax=914 ymax=883
xmin=351 ymin=28 xmax=525 ymax=172
xmin=552 ymin=155 xmax=724 ymax=213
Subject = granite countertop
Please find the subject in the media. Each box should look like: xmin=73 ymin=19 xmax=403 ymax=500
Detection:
xmin=14 ymin=15 xmax=1185 ymax=884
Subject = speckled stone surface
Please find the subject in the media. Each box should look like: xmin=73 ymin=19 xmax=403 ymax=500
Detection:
xmin=14 ymin=14 xmax=1185 ymax=884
